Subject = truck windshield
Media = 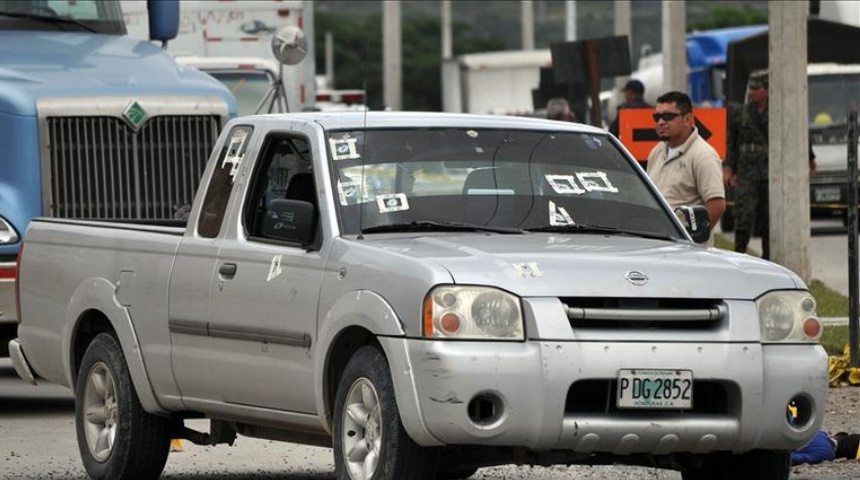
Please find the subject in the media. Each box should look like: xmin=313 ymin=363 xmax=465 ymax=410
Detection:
xmin=809 ymin=73 xmax=860 ymax=129
xmin=205 ymin=69 xmax=274 ymax=116
xmin=0 ymin=0 xmax=125 ymax=34
xmin=327 ymin=128 xmax=683 ymax=239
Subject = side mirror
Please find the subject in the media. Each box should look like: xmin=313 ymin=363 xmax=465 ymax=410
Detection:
xmin=147 ymin=0 xmax=179 ymax=42
xmin=271 ymin=26 xmax=308 ymax=65
xmin=675 ymin=205 xmax=710 ymax=243
xmin=263 ymin=199 xmax=316 ymax=246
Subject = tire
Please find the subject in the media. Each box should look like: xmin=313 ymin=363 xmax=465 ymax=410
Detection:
xmin=681 ymin=450 xmax=790 ymax=480
xmin=333 ymin=345 xmax=440 ymax=480
xmin=75 ymin=333 xmax=172 ymax=480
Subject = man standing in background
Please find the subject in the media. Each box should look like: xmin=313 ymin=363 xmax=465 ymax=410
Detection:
xmin=609 ymin=79 xmax=652 ymax=137
xmin=725 ymin=70 xmax=816 ymax=260
xmin=546 ymin=98 xmax=576 ymax=122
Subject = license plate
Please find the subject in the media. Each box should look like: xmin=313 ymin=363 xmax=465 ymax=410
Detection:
xmin=814 ymin=187 xmax=841 ymax=203
xmin=617 ymin=369 xmax=693 ymax=409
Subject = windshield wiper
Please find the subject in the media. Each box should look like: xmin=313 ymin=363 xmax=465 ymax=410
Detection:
xmin=361 ymin=221 xmax=524 ymax=235
xmin=0 ymin=11 xmax=97 ymax=33
xmin=525 ymin=223 xmax=676 ymax=241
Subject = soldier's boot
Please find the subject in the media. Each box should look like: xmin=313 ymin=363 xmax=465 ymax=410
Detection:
xmin=734 ymin=229 xmax=751 ymax=253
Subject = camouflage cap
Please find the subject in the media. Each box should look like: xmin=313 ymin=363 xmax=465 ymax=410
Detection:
xmin=748 ymin=69 xmax=769 ymax=89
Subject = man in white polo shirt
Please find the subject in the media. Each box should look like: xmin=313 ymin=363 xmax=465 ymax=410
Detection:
xmin=646 ymin=91 xmax=725 ymax=245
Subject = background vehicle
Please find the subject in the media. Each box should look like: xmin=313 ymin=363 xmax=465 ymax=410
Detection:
xmin=124 ymin=0 xmax=316 ymax=113
xmin=174 ymin=56 xmax=282 ymax=116
xmin=11 ymin=111 xmax=826 ymax=480
xmin=0 ymin=0 xmax=235 ymax=355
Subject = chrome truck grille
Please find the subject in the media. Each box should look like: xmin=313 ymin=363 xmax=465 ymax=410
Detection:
xmin=38 ymin=97 xmax=228 ymax=223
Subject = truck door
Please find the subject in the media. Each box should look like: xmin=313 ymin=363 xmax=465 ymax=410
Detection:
xmin=199 ymin=131 xmax=326 ymax=413
xmin=168 ymin=125 xmax=257 ymax=404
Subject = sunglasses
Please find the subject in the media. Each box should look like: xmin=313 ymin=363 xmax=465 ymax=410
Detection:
xmin=652 ymin=111 xmax=684 ymax=122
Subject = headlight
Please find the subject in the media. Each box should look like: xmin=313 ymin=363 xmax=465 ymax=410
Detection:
xmin=424 ymin=286 xmax=524 ymax=340
xmin=756 ymin=290 xmax=821 ymax=343
xmin=0 ymin=216 xmax=19 ymax=244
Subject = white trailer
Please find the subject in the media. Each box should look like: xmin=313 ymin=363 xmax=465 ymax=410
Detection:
xmin=442 ymin=49 xmax=551 ymax=115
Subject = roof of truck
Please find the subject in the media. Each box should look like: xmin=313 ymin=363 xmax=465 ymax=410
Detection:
xmin=241 ymin=111 xmax=608 ymax=134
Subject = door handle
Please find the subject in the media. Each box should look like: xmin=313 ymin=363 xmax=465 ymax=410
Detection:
xmin=219 ymin=263 xmax=237 ymax=278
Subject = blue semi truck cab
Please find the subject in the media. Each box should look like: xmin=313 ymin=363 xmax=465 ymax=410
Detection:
xmin=0 ymin=0 xmax=236 ymax=352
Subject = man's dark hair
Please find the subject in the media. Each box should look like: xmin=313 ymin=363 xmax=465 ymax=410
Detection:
xmin=656 ymin=91 xmax=693 ymax=115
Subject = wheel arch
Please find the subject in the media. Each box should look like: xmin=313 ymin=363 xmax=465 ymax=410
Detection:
xmin=63 ymin=277 xmax=164 ymax=414
xmin=315 ymin=290 xmax=442 ymax=446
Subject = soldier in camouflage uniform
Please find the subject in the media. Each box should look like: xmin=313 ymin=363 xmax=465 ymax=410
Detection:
xmin=725 ymin=71 xmax=771 ymax=259
xmin=725 ymin=71 xmax=816 ymax=260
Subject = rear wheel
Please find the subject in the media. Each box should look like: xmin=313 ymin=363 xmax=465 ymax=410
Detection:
xmin=333 ymin=345 xmax=439 ymax=480
xmin=681 ymin=450 xmax=790 ymax=480
xmin=75 ymin=333 xmax=172 ymax=480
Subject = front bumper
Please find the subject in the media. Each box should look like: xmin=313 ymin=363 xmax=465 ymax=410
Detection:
xmin=810 ymin=174 xmax=852 ymax=213
xmin=392 ymin=338 xmax=826 ymax=455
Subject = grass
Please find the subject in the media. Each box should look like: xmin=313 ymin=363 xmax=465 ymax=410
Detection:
xmin=714 ymin=234 xmax=850 ymax=354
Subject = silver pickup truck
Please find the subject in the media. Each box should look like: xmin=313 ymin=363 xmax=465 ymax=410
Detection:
xmin=10 ymin=112 xmax=827 ymax=480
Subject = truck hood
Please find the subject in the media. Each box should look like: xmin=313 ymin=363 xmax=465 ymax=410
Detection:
xmin=363 ymin=233 xmax=801 ymax=299
xmin=0 ymin=31 xmax=233 ymax=116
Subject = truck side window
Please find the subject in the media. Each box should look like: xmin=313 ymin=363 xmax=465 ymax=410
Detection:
xmin=244 ymin=134 xmax=317 ymax=246
xmin=198 ymin=126 xmax=254 ymax=238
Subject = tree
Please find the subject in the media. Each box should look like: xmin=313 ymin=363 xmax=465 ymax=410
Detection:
xmin=688 ymin=6 xmax=767 ymax=32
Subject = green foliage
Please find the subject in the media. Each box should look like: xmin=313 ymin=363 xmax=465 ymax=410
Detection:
xmin=688 ymin=6 xmax=767 ymax=32
xmin=314 ymin=11 xmax=504 ymax=111
xmin=821 ymin=325 xmax=849 ymax=355
xmin=809 ymin=280 xmax=849 ymax=318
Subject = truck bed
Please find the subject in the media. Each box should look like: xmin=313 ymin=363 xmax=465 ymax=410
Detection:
xmin=17 ymin=218 xmax=184 ymax=392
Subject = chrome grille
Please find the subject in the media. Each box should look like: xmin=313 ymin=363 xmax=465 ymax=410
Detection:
xmin=47 ymin=115 xmax=220 ymax=222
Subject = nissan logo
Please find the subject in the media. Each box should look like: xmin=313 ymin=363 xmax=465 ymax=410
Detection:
xmin=625 ymin=271 xmax=649 ymax=286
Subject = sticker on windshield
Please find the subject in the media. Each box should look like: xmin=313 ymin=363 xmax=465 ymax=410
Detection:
xmin=330 ymin=138 xmax=361 ymax=161
xmin=337 ymin=181 xmax=360 ymax=205
xmin=549 ymin=200 xmax=574 ymax=226
xmin=545 ymin=175 xmax=585 ymax=195
xmin=377 ymin=193 xmax=410 ymax=213
xmin=576 ymin=171 xmax=619 ymax=193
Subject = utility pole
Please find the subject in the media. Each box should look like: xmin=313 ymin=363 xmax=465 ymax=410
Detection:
xmin=521 ymin=0 xmax=534 ymax=50
xmin=661 ymin=0 xmax=686 ymax=93
xmin=769 ymin=1 xmax=811 ymax=280
xmin=441 ymin=0 xmax=452 ymax=59
xmin=614 ymin=0 xmax=632 ymax=92
xmin=324 ymin=31 xmax=334 ymax=88
xmin=383 ymin=0 xmax=402 ymax=110
xmin=565 ymin=0 xmax=576 ymax=42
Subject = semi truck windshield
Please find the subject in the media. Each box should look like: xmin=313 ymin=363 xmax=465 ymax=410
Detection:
xmin=0 ymin=0 xmax=125 ymax=34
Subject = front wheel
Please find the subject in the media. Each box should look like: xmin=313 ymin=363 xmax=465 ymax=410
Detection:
xmin=681 ymin=449 xmax=790 ymax=480
xmin=333 ymin=345 xmax=439 ymax=480
xmin=75 ymin=333 xmax=172 ymax=480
